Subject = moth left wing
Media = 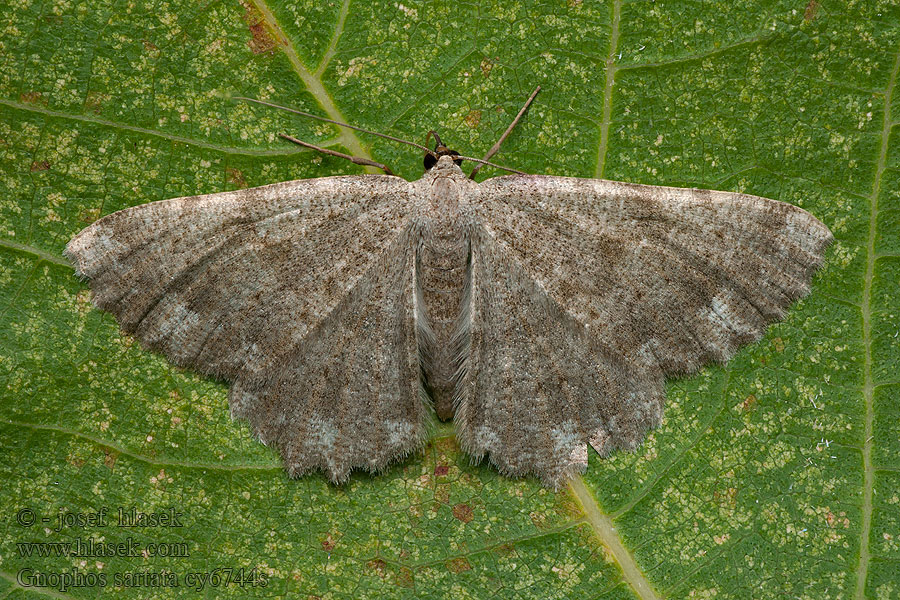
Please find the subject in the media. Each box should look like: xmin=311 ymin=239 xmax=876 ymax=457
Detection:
xmin=66 ymin=176 xmax=430 ymax=482
xmin=228 ymin=224 xmax=427 ymax=482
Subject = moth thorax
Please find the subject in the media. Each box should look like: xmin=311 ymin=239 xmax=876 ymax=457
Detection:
xmin=428 ymin=176 xmax=461 ymax=215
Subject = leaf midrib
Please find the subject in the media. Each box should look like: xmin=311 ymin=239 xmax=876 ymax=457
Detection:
xmin=246 ymin=0 xmax=376 ymax=170
xmin=855 ymin=41 xmax=900 ymax=600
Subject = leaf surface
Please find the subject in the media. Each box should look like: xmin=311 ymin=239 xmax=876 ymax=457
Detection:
xmin=1 ymin=0 xmax=898 ymax=597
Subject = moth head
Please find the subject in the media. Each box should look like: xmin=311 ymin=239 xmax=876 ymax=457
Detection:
xmin=424 ymin=130 xmax=463 ymax=170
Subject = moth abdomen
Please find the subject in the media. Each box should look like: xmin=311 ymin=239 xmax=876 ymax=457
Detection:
xmin=417 ymin=219 xmax=470 ymax=421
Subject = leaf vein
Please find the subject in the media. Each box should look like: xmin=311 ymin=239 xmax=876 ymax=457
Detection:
xmin=855 ymin=40 xmax=900 ymax=600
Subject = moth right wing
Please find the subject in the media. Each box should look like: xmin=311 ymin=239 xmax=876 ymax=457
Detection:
xmin=456 ymin=175 xmax=831 ymax=487
xmin=456 ymin=225 xmax=665 ymax=488
xmin=66 ymin=176 xmax=430 ymax=482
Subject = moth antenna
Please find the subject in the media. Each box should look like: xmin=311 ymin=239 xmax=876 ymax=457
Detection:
xmin=279 ymin=134 xmax=396 ymax=176
xmin=426 ymin=130 xmax=444 ymax=149
xmin=426 ymin=130 xmax=523 ymax=174
xmin=236 ymin=97 xmax=521 ymax=173
xmin=453 ymin=155 xmax=525 ymax=175
xmin=234 ymin=96 xmax=437 ymax=156
xmin=469 ymin=85 xmax=541 ymax=179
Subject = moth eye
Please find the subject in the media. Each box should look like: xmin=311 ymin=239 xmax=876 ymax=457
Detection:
xmin=424 ymin=152 xmax=437 ymax=170
xmin=449 ymin=150 xmax=463 ymax=167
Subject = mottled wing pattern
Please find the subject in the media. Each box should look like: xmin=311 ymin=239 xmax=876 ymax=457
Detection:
xmin=228 ymin=225 xmax=426 ymax=481
xmin=66 ymin=176 xmax=429 ymax=482
xmin=458 ymin=175 xmax=832 ymax=487
xmin=456 ymin=226 xmax=666 ymax=487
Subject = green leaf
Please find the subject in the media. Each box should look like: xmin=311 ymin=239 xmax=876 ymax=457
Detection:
xmin=1 ymin=0 xmax=897 ymax=597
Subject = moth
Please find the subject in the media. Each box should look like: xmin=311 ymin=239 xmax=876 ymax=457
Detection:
xmin=65 ymin=91 xmax=832 ymax=488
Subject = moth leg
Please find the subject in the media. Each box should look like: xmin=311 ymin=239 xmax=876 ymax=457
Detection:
xmin=469 ymin=85 xmax=540 ymax=179
xmin=279 ymin=133 xmax=395 ymax=176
